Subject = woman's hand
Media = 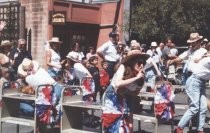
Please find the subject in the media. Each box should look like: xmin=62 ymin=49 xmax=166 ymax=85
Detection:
xmin=136 ymin=68 xmax=144 ymax=79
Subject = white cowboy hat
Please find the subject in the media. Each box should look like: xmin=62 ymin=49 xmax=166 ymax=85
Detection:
xmin=66 ymin=51 xmax=79 ymax=63
xmin=121 ymin=50 xmax=150 ymax=64
xmin=187 ymin=33 xmax=203 ymax=43
xmin=18 ymin=58 xmax=39 ymax=76
xmin=151 ymin=42 xmax=158 ymax=47
xmin=48 ymin=37 xmax=62 ymax=44
xmin=0 ymin=40 xmax=12 ymax=47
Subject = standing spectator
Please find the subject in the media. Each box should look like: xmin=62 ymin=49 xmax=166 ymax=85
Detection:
xmin=99 ymin=61 xmax=110 ymax=99
xmin=156 ymin=42 xmax=165 ymax=58
xmin=97 ymin=31 xmax=120 ymax=78
xmin=0 ymin=40 xmax=12 ymax=66
xmin=201 ymin=38 xmax=208 ymax=48
xmin=101 ymin=50 xmax=150 ymax=132
xmin=162 ymin=39 xmax=177 ymax=65
xmin=70 ymin=42 xmax=85 ymax=62
xmin=0 ymin=40 xmax=15 ymax=80
xmin=88 ymin=55 xmax=101 ymax=102
xmin=46 ymin=37 xmax=62 ymax=79
xmin=170 ymin=43 xmax=178 ymax=56
xmin=9 ymin=39 xmax=32 ymax=75
xmin=86 ymin=46 xmax=95 ymax=59
xmin=0 ymin=40 xmax=13 ymax=56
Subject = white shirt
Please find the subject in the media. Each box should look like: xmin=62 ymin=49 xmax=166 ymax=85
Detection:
xmin=170 ymin=48 xmax=178 ymax=56
xmin=179 ymin=48 xmax=207 ymax=72
xmin=156 ymin=47 xmax=162 ymax=57
xmin=192 ymin=57 xmax=210 ymax=80
xmin=73 ymin=63 xmax=90 ymax=80
xmin=26 ymin=68 xmax=55 ymax=89
xmin=49 ymin=49 xmax=61 ymax=72
xmin=97 ymin=40 xmax=119 ymax=62
xmin=71 ymin=51 xmax=84 ymax=62
xmin=146 ymin=49 xmax=160 ymax=63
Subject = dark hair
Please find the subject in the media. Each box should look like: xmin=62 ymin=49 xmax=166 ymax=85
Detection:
xmin=89 ymin=56 xmax=98 ymax=64
xmin=123 ymin=57 xmax=146 ymax=80
xmin=109 ymin=32 xmax=119 ymax=38
xmin=101 ymin=60 xmax=108 ymax=66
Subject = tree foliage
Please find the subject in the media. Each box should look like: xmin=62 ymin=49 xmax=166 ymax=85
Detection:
xmin=129 ymin=0 xmax=210 ymax=45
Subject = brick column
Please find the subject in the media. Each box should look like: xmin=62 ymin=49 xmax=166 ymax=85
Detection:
xmin=19 ymin=0 xmax=49 ymax=67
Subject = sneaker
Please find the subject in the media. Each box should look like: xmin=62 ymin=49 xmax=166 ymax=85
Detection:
xmin=174 ymin=127 xmax=183 ymax=133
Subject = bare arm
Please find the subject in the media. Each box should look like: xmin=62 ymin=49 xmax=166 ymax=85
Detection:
xmin=45 ymin=50 xmax=61 ymax=69
xmin=167 ymin=56 xmax=183 ymax=67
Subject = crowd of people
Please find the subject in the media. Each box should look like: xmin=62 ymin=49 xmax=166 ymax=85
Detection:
xmin=1 ymin=19 xmax=210 ymax=132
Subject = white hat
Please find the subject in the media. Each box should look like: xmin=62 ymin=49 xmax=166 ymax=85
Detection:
xmin=187 ymin=33 xmax=203 ymax=43
xmin=18 ymin=58 xmax=39 ymax=77
xmin=151 ymin=42 xmax=158 ymax=47
xmin=203 ymin=38 xmax=208 ymax=42
xmin=66 ymin=51 xmax=79 ymax=62
xmin=0 ymin=40 xmax=12 ymax=47
xmin=48 ymin=37 xmax=62 ymax=44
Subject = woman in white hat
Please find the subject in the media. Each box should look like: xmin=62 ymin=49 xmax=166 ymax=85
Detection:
xmin=46 ymin=37 xmax=62 ymax=80
xmin=101 ymin=50 xmax=150 ymax=132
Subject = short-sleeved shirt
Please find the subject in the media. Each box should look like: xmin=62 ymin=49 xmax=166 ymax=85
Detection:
xmin=179 ymin=48 xmax=207 ymax=72
xmin=192 ymin=57 xmax=210 ymax=80
xmin=26 ymin=67 xmax=55 ymax=89
xmin=73 ymin=63 xmax=90 ymax=80
xmin=97 ymin=40 xmax=119 ymax=62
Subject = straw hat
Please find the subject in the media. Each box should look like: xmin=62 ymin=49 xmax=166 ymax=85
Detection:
xmin=66 ymin=51 xmax=79 ymax=63
xmin=0 ymin=40 xmax=12 ymax=48
xmin=48 ymin=37 xmax=62 ymax=44
xmin=121 ymin=50 xmax=150 ymax=64
xmin=187 ymin=33 xmax=203 ymax=43
xmin=18 ymin=58 xmax=39 ymax=76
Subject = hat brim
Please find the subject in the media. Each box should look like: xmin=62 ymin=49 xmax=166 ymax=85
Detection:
xmin=66 ymin=55 xmax=79 ymax=63
xmin=0 ymin=43 xmax=13 ymax=48
xmin=18 ymin=60 xmax=39 ymax=77
xmin=187 ymin=36 xmax=203 ymax=43
xmin=48 ymin=41 xmax=62 ymax=44
xmin=121 ymin=53 xmax=150 ymax=64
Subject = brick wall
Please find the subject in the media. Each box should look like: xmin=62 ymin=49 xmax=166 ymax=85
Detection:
xmin=19 ymin=0 xmax=49 ymax=67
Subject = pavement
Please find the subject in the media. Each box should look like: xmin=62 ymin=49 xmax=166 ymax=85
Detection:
xmin=2 ymin=86 xmax=210 ymax=133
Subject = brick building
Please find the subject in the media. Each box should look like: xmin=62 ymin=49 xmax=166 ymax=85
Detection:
xmin=0 ymin=0 xmax=130 ymax=66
